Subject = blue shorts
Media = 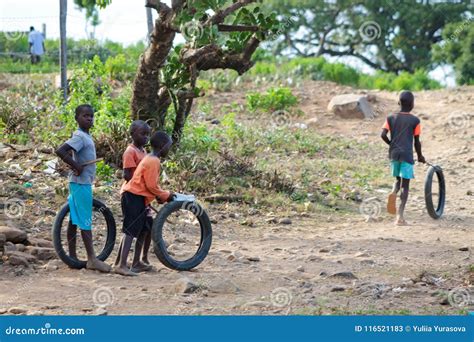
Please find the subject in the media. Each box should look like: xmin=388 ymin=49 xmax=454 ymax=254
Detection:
xmin=391 ymin=161 xmax=414 ymax=179
xmin=68 ymin=183 xmax=93 ymax=230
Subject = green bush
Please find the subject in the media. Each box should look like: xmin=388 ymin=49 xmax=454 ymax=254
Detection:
xmin=247 ymin=87 xmax=298 ymax=112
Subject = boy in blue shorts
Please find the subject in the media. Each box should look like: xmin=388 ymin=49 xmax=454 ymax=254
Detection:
xmin=381 ymin=91 xmax=426 ymax=225
xmin=56 ymin=104 xmax=111 ymax=272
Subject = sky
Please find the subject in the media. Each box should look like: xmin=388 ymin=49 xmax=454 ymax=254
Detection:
xmin=0 ymin=0 xmax=455 ymax=86
xmin=0 ymin=0 xmax=158 ymax=45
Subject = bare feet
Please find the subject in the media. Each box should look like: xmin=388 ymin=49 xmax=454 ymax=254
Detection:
xmin=86 ymin=259 xmax=111 ymax=273
xmin=395 ymin=217 xmax=408 ymax=226
xmin=113 ymin=265 xmax=138 ymax=276
xmin=387 ymin=193 xmax=397 ymax=215
xmin=131 ymin=262 xmax=153 ymax=273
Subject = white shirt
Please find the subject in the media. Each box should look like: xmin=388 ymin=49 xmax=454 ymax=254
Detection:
xmin=28 ymin=30 xmax=45 ymax=55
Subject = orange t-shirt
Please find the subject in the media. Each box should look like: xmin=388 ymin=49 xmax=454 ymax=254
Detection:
xmin=120 ymin=144 xmax=146 ymax=194
xmin=122 ymin=154 xmax=171 ymax=205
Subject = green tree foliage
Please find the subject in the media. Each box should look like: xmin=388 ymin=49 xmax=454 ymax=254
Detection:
xmin=432 ymin=18 xmax=474 ymax=85
xmin=265 ymin=0 xmax=471 ymax=73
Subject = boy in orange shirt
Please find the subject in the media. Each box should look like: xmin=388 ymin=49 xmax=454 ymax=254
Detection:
xmin=114 ymin=131 xmax=174 ymax=276
xmin=114 ymin=120 xmax=154 ymax=273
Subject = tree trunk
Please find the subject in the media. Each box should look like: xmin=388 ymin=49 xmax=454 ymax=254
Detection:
xmin=131 ymin=4 xmax=175 ymax=122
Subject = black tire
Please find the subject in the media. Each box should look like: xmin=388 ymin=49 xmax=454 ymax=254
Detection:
xmin=424 ymin=165 xmax=446 ymax=219
xmin=152 ymin=201 xmax=212 ymax=271
xmin=52 ymin=199 xmax=116 ymax=269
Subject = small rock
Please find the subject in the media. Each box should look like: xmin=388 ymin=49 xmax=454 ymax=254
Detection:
xmin=265 ymin=217 xmax=278 ymax=224
xmin=242 ymin=301 xmax=270 ymax=309
xmin=355 ymin=252 xmax=370 ymax=258
xmin=44 ymin=260 xmax=62 ymax=271
xmin=229 ymin=213 xmax=239 ymax=219
xmin=247 ymin=256 xmax=260 ymax=262
xmin=0 ymin=308 xmax=7 ymax=314
xmin=459 ymin=247 xmax=469 ymax=251
xmin=319 ymin=248 xmax=330 ymax=253
xmin=8 ymin=307 xmax=28 ymax=315
xmin=330 ymin=286 xmax=346 ymax=292
xmin=26 ymin=237 xmax=53 ymax=248
xmin=95 ymin=307 xmax=108 ymax=316
xmin=15 ymin=243 xmax=26 ymax=252
xmin=8 ymin=254 xmax=30 ymax=267
xmin=210 ymin=119 xmax=220 ymax=125
xmin=0 ymin=226 xmax=27 ymax=244
xmin=328 ymin=94 xmax=375 ymax=119
xmin=306 ymin=255 xmax=323 ymax=262
xmin=174 ymin=277 xmax=199 ymax=294
xmin=5 ymin=242 xmax=16 ymax=253
xmin=330 ymin=271 xmax=358 ymax=280
xmin=209 ymin=278 xmax=240 ymax=294
xmin=279 ymin=218 xmax=292 ymax=225
xmin=296 ymin=266 xmax=305 ymax=272
xmin=25 ymin=246 xmax=56 ymax=261
xmin=27 ymin=310 xmax=44 ymax=316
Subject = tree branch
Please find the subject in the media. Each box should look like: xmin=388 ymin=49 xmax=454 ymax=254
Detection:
xmin=205 ymin=0 xmax=256 ymax=26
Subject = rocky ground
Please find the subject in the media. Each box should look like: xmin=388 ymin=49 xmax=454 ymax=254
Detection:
xmin=0 ymin=80 xmax=473 ymax=315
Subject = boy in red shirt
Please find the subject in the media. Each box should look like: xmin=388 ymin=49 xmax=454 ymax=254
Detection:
xmin=114 ymin=131 xmax=174 ymax=276
xmin=114 ymin=120 xmax=154 ymax=273
xmin=381 ymin=91 xmax=426 ymax=226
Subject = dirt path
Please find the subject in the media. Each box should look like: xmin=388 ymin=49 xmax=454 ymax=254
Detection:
xmin=0 ymin=82 xmax=472 ymax=315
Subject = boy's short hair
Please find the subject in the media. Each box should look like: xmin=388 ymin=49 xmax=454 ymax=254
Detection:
xmin=75 ymin=104 xmax=94 ymax=119
xmin=399 ymin=91 xmax=414 ymax=109
xmin=130 ymin=120 xmax=150 ymax=135
xmin=150 ymin=131 xmax=172 ymax=149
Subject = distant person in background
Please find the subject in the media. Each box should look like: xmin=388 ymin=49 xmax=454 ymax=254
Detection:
xmin=28 ymin=26 xmax=45 ymax=64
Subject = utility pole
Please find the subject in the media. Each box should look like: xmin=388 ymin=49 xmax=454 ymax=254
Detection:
xmin=59 ymin=0 xmax=68 ymax=101
xmin=146 ymin=2 xmax=153 ymax=43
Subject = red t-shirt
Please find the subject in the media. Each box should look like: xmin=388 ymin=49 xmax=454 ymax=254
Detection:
xmin=120 ymin=144 xmax=146 ymax=194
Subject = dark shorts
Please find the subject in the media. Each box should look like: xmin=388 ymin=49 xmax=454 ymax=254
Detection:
xmin=121 ymin=192 xmax=148 ymax=238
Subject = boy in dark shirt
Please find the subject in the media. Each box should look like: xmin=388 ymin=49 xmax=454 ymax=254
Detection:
xmin=381 ymin=91 xmax=426 ymax=225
